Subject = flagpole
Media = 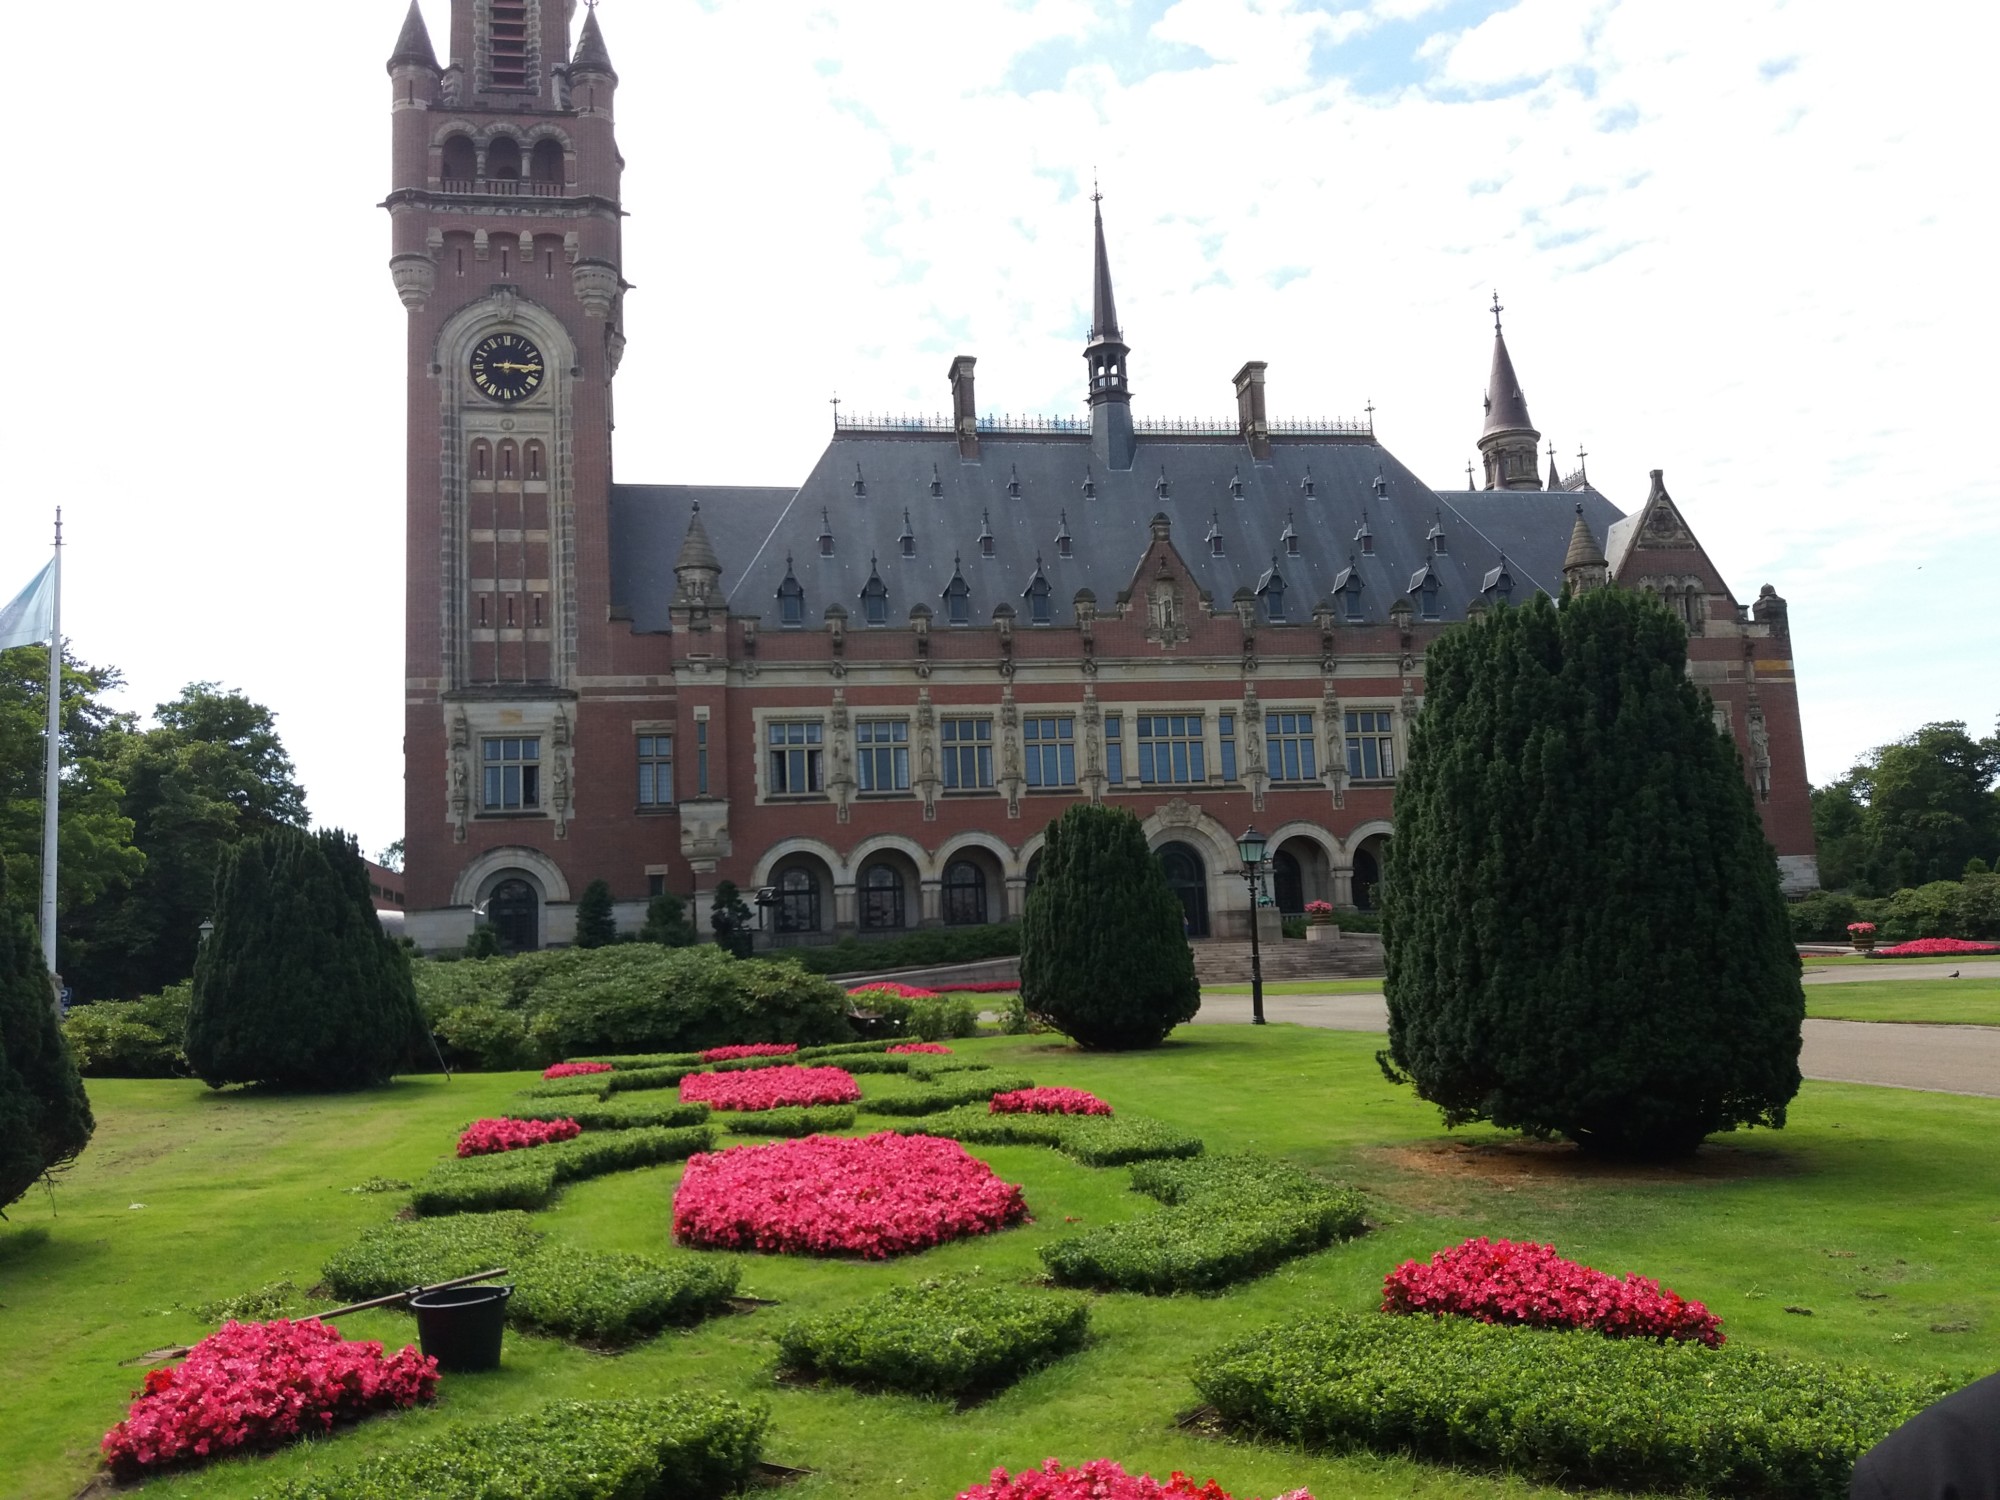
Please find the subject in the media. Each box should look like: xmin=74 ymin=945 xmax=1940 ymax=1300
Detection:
xmin=40 ymin=508 xmax=62 ymax=990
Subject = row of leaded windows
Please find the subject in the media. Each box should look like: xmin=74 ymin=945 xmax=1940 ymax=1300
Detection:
xmin=772 ymin=859 xmax=992 ymax=934
xmin=1267 ymin=713 xmax=1318 ymax=782
xmin=942 ymin=718 xmax=993 ymax=790
xmin=483 ymin=737 xmax=540 ymax=810
xmin=1023 ymin=718 xmax=1074 ymax=788
xmin=637 ymin=735 xmax=673 ymax=806
xmin=769 ymin=721 xmax=825 ymax=794
xmin=1137 ymin=715 xmax=1206 ymax=785
xmin=1345 ymin=710 xmax=1396 ymax=780
xmin=857 ymin=719 xmax=910 ymax=793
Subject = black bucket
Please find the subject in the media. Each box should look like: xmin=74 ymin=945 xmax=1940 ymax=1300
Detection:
xmin=409 ymin=1283 xmax=512 ymax=1373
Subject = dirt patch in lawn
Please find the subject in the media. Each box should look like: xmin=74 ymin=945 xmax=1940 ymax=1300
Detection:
xmin=1374 ymin=1136 xmax=1807 ymax=1188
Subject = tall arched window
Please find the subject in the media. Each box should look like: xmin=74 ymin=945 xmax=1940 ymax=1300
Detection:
xmin=530 ymin=139 xmax=566 ymax=188
xmin=485 ymin=136 xmax=522 ymax=181
xmin=472 ymin=441 xmax=491 ymax=479
xmin=942 ymin=861 xmax=986 ymax=926
xmin=775 ymin=866 xmax=820 ymax=934
xmin=860 ymin=862 xmax=904 ymax=930
xmin=524 ymin=442 xmax=545 ymax=480
xmin=441 ymin=135 xmax=476 ymax=185
xmin=498 ymin=441 xmax=517 ymax=480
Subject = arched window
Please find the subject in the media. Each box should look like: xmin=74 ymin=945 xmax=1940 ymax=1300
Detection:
xmin=472 ymin=441 xmax=491 ymax=479
xmin=498 ymin=441 xmax=517 ymax=480
xmin=524 ymin=442 xmax=545 ymax=480
xmin=860 ymin=862 xmax=904 ymax=930
xmin=775 ymin=866 xmax=820 ymax=933
xmin=942 ymin=860 xmax=987 ymax=926
xmin=777 ymin=571 xmax=805 ymax=628
xmin=485 ymin=136 xmax=522 ymax=181
xmin=530 ymin=139 xmax=565 ymax=188
xmin=485 ymin=876 xmax=538 ymax=953
xmin=441 ymin=135 xmax=476 ymax=185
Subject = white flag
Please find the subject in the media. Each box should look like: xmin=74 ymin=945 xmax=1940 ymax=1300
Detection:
xmin=0 ymin=561 xmax=55 ymax=650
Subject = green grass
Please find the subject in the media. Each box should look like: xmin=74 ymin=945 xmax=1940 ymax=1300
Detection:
xmin=1803 ymin=952 xmax=1988 ymax=969
xmin=1200 ymin=979 xmax=1385 ymax=996
xmin=4 ymin=1030 xmax=1998 ymax=1500
xmin=1806 ymin=978 xmax=2000 ymax=1025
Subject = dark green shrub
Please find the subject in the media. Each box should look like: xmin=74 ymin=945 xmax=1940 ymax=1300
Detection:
xmin=269 ymin=1395 xmax=768 ymax=1500
xmin=905 ymin=1058 xmax=991 ymax=1080
xmin=410 ymin=1125 xmax=713 ymax=1216
xmin=640 ymin=889 xmax=699 ymax=947
xmin=796 ymin=1039 xmax=898 ymax=1060
xmin=1382 ymin=589 xmax=1803 ymax=1158
xmin=853 ymin=993 xmax=982 ymax=1040
xmin=463 ymin=925 xmax=501 ymax=959
xmin=856 ymin=1072 xmax=1034 ymax=1117
xmin=322 ymin=1212 xmax=544 ymax=1300
xmin=710 ymin=881 xmax=754 ymax=959
xmin=601 ymin=1063 xmax=705 ymax=1096
xmin=719 ymin=1105 xmax=858 ymax=1137
xmin=0 ymin=869 xmax=94 ymax=1208
xmin=789 ymin=923 xmax=1021 ymax=975
xmin=1021 ymin=804 xmax=1198 ymax=1049
xmin=528 ymin=947 xmax=852 ymax=1057
xmin=1787 ymin=889 xmax=1859 ymax=942
xmin=186 ymin=828 xmax=424 ymax=1090
xmin=815 ymin=1052 xmax=911 ymax=1075
xmin=778 ymin=1276 xmax=1089 ymax=1399
xmin=511 ymin=1096 xmax=710 ymax=1131
xmin=61 ymin=982 xmax=192 ymax=1077
xmin=509 ymin=1243 xmax=739 ymax=1344
xmin=574 ymin=879 xmax=617 ymax=949
xmin=1040 ymin=1154 xmax=1364 ymax=1294
xmin=1194 ymin=1312 xmax=1955 ymax=1500
xmin=433 ymin=1002 xmax=544 ymax=1072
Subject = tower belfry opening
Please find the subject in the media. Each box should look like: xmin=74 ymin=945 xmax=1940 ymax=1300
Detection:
xmin=487 ymin=1 xmax=532 ymax=90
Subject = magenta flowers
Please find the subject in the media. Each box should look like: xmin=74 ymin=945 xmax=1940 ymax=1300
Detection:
xmin=887 ymin=1042 xmax=954 ymax=1055
xmin=679 ymin=1065 xmax=861 ymax=1112
xmin=673 ymin=1131 xmax=1028 ymax=1258
xmin=959 ymin=1459 xmax=1312 ymax=1499
xmin=991 ymin=1087 xmax=1112 ymax=1117
xmin=700 ymin=1043 xmax=800 ymax=1062
xmin=542 ymin=1061 xmax=614 ymax=1080
xmin=457 ymin=1116 xmax=581 ymax=1157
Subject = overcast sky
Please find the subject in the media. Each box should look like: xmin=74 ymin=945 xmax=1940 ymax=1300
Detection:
xmin=8 ymin=0 xmax=1994 ymax=857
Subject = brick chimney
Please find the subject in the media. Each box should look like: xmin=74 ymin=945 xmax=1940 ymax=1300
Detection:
xmin=949 ymin=355 xmax=979 ymax=460
xmin=1234 ymin=361 xmax=1271 ymax=461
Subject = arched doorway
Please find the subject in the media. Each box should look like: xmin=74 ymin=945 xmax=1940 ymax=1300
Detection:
xmin=772 ymin=861 xmax=825 ymax=936
xmin=941 ymin=858 xmax=989 ymax=926
xmin=1352 ymin=842 xmax=1384 ymax=911
xmin=858 ymin=860 xmax=907 ymax=931
xmin=1272 ymin=849 xmax=1304 ymax=914
xmin=1156 ymin=841 xmax=1209 ymax=938
xmin=486 ymin=877 xmax=538 ymax=953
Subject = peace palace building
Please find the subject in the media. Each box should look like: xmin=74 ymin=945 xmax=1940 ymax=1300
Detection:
xmin=386 ymin=1 xmax=1819 ymax=954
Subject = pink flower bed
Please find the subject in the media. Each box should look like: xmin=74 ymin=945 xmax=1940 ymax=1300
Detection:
xmin=700 ymin=1043 xmax=800 ymax=1062
xmin=888 ymin=1042 xmax=954 ymax=1055
xmin=849 ymin=981 xmax=941 ymax=1000
xmin=101 ymin=1319 xmax=437 ymax=1477
xmin=673 ymin=1131 xmax=1028 ymax=1257
xmin=960 ymin=1460 xmax=1311 ymax=1499
xmin=457 ymin=1116 xmax=581 ymax=1157
xmin=991 ymin=1087 xmax=1112 ymax=1117
xmin=1872 ymin=937 xmax=2000 ymax=957
xmin=949 ymin=981 xmax=1023 ymax=994
xmin=679 ymin=1065 xmax=861 ymax=1112
xmin=542 ymin=1061 xmax=614 ymax=1080
xmin=1382 ymin=1237 xmax=1723 ymax=1346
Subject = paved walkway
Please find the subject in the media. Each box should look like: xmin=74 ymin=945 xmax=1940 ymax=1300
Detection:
xmin=1802 ymin=959 xmax=2000 ymax=984
xmin=1190 ymin=992 xmax=2000 ymax=1099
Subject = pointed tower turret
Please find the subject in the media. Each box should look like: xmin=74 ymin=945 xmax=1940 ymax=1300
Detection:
xmin=1478 ymin=293 xmax=1544 ymax=491
xmin=1083 ymin=188 xmax=1136 ymax=471
xmin=388 ymin=1 xmax=441 ymax=72
xmin=673 ymin=504 xmax=725 ymax=608
xmin=1562 ymin=504 xmax=1608 ymax=594
xmin=571 ymin=5 xmax=616 ymax=80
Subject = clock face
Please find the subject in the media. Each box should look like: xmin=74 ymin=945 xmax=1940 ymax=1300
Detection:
xmin=469 ymin=333 xmax=545 ymax=403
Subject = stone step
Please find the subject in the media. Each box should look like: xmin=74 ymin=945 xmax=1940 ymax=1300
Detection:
xmin=1190 ymin=934 xmax=1384 ymax=984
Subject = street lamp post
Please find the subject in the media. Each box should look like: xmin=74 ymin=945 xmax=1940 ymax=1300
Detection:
xmin=1236 ymin=825 xmax=1268 ymax=1026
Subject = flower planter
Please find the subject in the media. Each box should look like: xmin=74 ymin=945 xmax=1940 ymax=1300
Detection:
xmin=1849 ymin=935 xmax=1875 ymax=952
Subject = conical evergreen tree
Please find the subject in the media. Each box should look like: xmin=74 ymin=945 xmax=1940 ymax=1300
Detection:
xmin=186 ymin=828 xmax=424 ymax=1090
xmin=639 ymin=890 xmax=697 ymax=947
xmin=1382 ymin=588 xmax=1803 ymax=1158
xmin=574 ymin=879 xmax=617 ymax=949
xmin=0 ymin=865 xmax=95 ymax=1207
xmin=1021 ymin=803 xmax=1199 ymax=1049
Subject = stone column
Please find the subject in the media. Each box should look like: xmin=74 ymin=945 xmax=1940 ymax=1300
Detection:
xmin=1332 ymin=865 xmax=1355 ymax=909
xmin=1004 ymin=875 xmax=1028 ymax=921
xmin=919 ymin=877 xmax=943 ymax=927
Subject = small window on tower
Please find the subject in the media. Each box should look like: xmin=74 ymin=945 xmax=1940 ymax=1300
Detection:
xmin=485 ymin=136 xmax=522 ymax=182
xmin=531 ymin=139 xmax=565 ymax=189
xmin=441 ymin=135 xmax=477 ymax=186
xmin=486 ymin=3 xmax=532 ymax=91
xmin=473 ymin=442 xmax=491 ymax=479
xmin=525 ymin=443 xmax=544 ymax=480
xmin=499 ymin=443 xmax=516 ymax=480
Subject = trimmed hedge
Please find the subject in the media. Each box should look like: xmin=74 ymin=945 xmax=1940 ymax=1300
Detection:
xmin=511 ymin=1096 xmax=711 ymax=1132
xmin=508 ymin=1243 xmax=740 ymax=1344
xmin=269 ymin=1395 xmax=767 ymax=1500
xmin=824 ymin=1053 xmax=914 ymax=1076
xmin=1194 ymin=1312 xmax=1955 ymax=1500
xmin=410 ymin=1125 xmax=712 ymax=1216
xmin=883 ymin=1107 xmax=1204 ymax=1167
xmin=720 ymin=1105 xmax=859 ymax=1137
xmin=322 ymin=1212 xmax=544 ymax=1300
xmin=906 ymin=1059 xmax=992 ymax=1081
xmin=789 ymin=922 xmax=1021 ymax=975
xmin=1040 ymin=1155 xmax=1364 ymax=1294
xmin=778 ymin=1276 xmax=1089 ymax=1399
xmin=857 ymin=1073 xmax=1036 ymax=1117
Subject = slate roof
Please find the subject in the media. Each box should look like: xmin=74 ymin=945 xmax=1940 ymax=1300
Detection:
xmin=610 ymin=435 xmax=1630 ymax=633
xmin=571 ymin=9 xmax=615 ymax=77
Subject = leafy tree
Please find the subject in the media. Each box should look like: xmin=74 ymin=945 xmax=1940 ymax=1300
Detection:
xmin=639 ymin=889 xmax=697 ymax=947
xmin=64 ymin=684 xmax=308 ymax=1000
xmin=1814 ymin=722 xmax=2000 ymax=895
xmin=185 ymin=827 xmax=422 ymax=1090
xmin=374 ymin=839 xmax=405 ymax=873
xmin=0 ymin=863 xmax=94 ymax=1208
xmin=1020 ymin=803 xmax=1199 ymax=1049
xmin=1381 ymin=590 xmax=1803 ymax=1159
xmin=574 ymin=879 xmax=617 ymax=948
xmin=709 ymin=882 xmax=754 ymax=959
xmin=0 ymin=645 xmax=144 ymax=929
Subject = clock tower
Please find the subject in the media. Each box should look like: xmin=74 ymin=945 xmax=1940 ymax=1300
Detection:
xmin=386 ymin=1 xmax=637 ymax=948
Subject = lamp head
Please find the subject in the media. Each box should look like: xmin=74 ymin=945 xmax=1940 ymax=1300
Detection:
xmin=1235 ymin=826 xmax=1268 ymax=868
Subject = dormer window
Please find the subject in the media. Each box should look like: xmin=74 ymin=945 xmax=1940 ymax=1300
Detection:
xmin=1206 ymin=512 xmax=1224 ymax=557
xmin=1372 ymin=471 xmax=1387 ymax=504
xmin=930 ymin=464 xmax=944 ymax=499
xmin=1337 ymin=560 xmax=1365 ymax=621
xmin=942 ymin=560 xmax=970 ymax=625
xmin=899 ymin=509 xmax=915 ymax=559
xmin=1258 ymin=560 xmax=1287 ymax=623
xmin=1081 ymin=470 xmax=1096 ymax=500
xmin=853 ymin=465 xmax=867 ymax=498
xmin=861 ymin=560 xmax=889 ymax=625
xmin=1156 ymin=468 xmax=1172 ymax=499
xmin=818 ymin=508 xmax=834 ymax=558
xmin=1281 ymin=509 xmax=1299 ymax=557
xmin=1482 ymin=557 xmax=1514 ymax=603
xmin=1409 ymin=564 xmax=1442 ymax=621
xmin=1007 ymin=466 xmax=1021 ymax=498
xmin=1056 ymin=511 xmax=1073 ymax=560
xmin=1229 ymin=468 xmax=1244 ymax=500
xmin=1427 ymin=512 xmax=1447 ymax=556
xmin=1355 ymin=511 xmax=1374 ymax=558
xmin=979 ymin=509 xmax=995 ymax=559
xmin=1024 ymin=563 xmax=1052 ymax=625
xmin=777 ymin=562 xmax=805 ymax=628
xmin=1301 ymin=466 xmax=1316 ymax=498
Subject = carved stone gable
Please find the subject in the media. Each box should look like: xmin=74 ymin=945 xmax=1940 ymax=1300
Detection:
xmin=1638 ymin=502 xmax=1695 ymax=548
xmin=1156 ymin=795 xmax=1202 ymax=829
xmin=1146 ymin=579 xmax=1190 ymax=647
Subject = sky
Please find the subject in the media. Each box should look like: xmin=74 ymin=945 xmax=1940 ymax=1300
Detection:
xmin=7 ymin=0 xmax=1995 ymax=858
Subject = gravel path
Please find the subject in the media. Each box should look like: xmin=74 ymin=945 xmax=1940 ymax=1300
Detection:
xmin=1190 ymin=992 xmax=2000 ymax=1099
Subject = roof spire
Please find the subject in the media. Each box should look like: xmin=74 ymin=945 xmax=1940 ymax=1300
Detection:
xmin=1562 ymin=502 xmax=1608 ymax=586
xmin=387 ymin=0 xmax=439 ymax=72
xmin=571 ymin=3 xmax=616 ymax=78
xmin=1089 ymin=181 xmax=1121 ymax=344
xmin=674 ymin=503 xmax=720 ymax=574
xmin=1482 ymin=295 xmax=1535 ymax=437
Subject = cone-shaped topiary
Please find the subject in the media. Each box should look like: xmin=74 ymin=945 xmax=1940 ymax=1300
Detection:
xmin=1021 ymin=803 xmax=1199 ymax=1049
xmin=1381 ymin=588 xmax=1803 ymax=1158
xmin=0 ymin=864 xmax=95 ymax=1206
xmin=574 ymin=879 xmax=617 ymax=949
xmin=187 ymin=827 xmax=425 ymax=1090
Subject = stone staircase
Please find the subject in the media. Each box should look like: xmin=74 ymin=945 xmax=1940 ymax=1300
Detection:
xmin=1190 ymin=933 xmax=1385 ymax=984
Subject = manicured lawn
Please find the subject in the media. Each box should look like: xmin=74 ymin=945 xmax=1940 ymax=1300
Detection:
xmin=1806 ymin=978 xmax=2000 ymax=1026
xmin=1803 ymin=952 xmax=1983 ymax=969
xmin=1200 ymin=979 xmax=1385 ymax=996
xmin=5 ymin=1029 xmax=1997 ymax=1500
